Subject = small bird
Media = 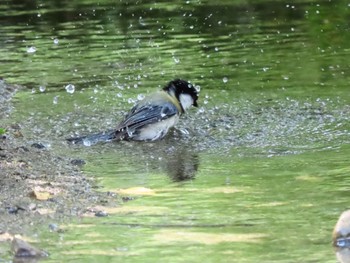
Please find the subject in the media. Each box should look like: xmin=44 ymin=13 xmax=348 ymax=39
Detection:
xmin=67 ymin=79 xmax=199 ymax=145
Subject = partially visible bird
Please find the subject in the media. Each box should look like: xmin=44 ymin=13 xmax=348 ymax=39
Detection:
xmin=67 ymin=79 xmax=199 ymax=145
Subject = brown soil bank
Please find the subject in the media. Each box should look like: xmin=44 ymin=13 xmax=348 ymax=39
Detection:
xmin=0 ymin=79 xmax=117 ymax=259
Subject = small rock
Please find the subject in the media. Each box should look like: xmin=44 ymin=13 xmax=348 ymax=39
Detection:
xmin=16 ymin=146 xmax=29 ymax=152
xmin=6 ymin=206 xmax=25 ymax=214
xmin=13 ymin=130 xmax=23 ymax=138
xmin=48 ymin=223 xmax=59 ymax=232
xmin=12 ymin=238 xmax=48 ymax=258
xmin=107 ymin=191 xmax=117 ymax=197
xmin=30 ymin=190 xmax=51 ymax=201
xmin=95 ymin=210 xmax=108 ymax=217
xmin=10 ymin=124 xmax=21 ymax=130
xmin=31 ymin=143 xmax=45 ymax=149
xmin=28 ymin=203 xmax=36 ymax=211
xmin=121 ymin=196 xmax=135 ymax=202
xmin=70 ymin=159 xmax=86 ymax=166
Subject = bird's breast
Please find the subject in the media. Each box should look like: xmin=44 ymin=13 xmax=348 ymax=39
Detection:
xmin=136 ymin=115 xmax=179 ymax=141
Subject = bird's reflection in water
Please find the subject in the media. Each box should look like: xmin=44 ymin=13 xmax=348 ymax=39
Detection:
xmin=161 ymin=147 xmax=199 ymax=182
xmin=108 ymin=129 xmax=200 ymax=182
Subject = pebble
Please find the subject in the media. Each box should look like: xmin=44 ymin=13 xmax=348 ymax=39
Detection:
xmin=49 ymin=223 xmax=59 ymax=232
xmin=95 ymin=210 xmax=108 ymax=217
xmin=12 ymin=238 xmax=48 ymax=258
xmin=71 ymin=159 xmax=86 ymax=166
xmin=31 ymin=142 xmax=46 ymax=149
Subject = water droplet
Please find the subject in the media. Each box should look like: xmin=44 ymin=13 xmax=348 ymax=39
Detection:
xmin=179 ymin=128 xmax=189 ymax=135
xmin=214 ymin=47 xmax=219 ymax=51
xmin=53 ymin=96 xmax=59 ymax=104
xmin=223 ymin=77 xmax=228 ymax=83
xmin=197 ymin=107 xmax=205 ymax=114
xmin=117 ymin=93 xmax=123 ymax=98
xmin=137 ymin=94 xmax=145 ymax=100
xmin=53 ymin=38 xmax=59 ymax=45
xmin=173 ymin=56 xmax=180 ymax=64
xmin=27 ymin=46 xmax=36 ymax=53
xmin=128 ymin=98 xmax=136 ymax=104
xmin=126 ymin=127 xmax=133 ymax=137
xmin=39 ymin=85 xmax=46 ymax=92
xmin=37 ymin=13 xmax=41 ymax=17
xmin=65 ymin=84 xmax=75 ymax=94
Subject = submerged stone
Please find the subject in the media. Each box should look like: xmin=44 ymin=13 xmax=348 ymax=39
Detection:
xmin=70 ymin=159 xmax=86 ymax=166
xmin=12 ymin=238 xmax=48 ymax=258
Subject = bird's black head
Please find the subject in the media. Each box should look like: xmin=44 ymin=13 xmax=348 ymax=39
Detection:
xmin=163 ymin=79 xmax=199 ymax=108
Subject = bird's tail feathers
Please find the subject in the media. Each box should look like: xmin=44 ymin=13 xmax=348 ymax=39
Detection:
xmin=67 ymin=129 xmax=117 ymax=146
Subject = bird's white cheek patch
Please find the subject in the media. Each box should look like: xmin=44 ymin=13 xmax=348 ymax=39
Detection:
xmin=179 ymin=94 xmax=194 ymax=111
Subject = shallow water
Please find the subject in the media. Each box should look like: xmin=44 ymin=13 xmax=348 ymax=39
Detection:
xmin=1 ymin=0 xmax=350 ymax=262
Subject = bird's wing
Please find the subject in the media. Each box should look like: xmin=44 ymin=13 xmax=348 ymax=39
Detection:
xmin=116 ymin=101 xmax=179 ymax=132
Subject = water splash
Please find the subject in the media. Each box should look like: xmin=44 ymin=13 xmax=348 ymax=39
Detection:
xmin=39 ymin=85 xmax=46 ymax=92
xmin=65 ymin=84 xmax=75 ymax=94
xmin=26 ymin=46 xmax=37 ymax=53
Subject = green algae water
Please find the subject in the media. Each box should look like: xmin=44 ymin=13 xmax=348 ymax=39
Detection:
xmin=43 ymin=146 xmax=350 ymax=263
xmin=1 ymin=0 xmax=350 ymax=262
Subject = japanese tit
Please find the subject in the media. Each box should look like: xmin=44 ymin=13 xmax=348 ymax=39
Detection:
xmin=67 ymin=79 xmax=199 ymax=145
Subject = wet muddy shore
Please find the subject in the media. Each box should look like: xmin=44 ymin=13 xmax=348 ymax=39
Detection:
xmin=0 ymin=80 xmax=118 ymax=259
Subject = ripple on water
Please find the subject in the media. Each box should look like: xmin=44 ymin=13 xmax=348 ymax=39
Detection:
xmin=15 ymin=91 xmax=350 ymax=158
xmin=185 ymin=97 xmax=350 ymax=156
